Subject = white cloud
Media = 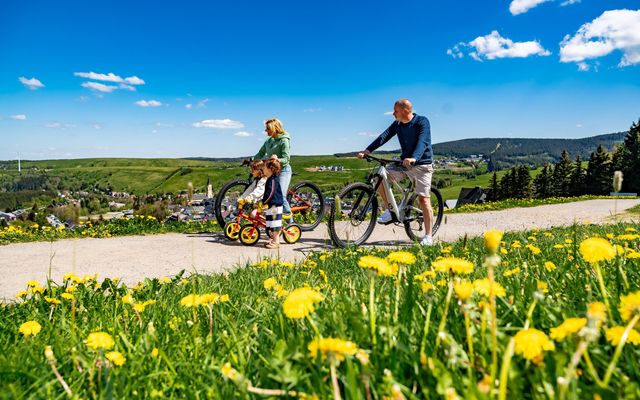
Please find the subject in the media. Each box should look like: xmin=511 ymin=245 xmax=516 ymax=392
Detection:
xmin=82 ymin=81 xmax=118 ymax=92
xmin=197 ymin=98 xmax=209 ymax=108
xmin=560 ymin=0 xmax=580 ymax=6
xmin=45 ymin=122 xmax=62 ymax=128
xmin=577 ymin=62 xmax=590 ymax=71
xmin=19 ymin=76 xmax=45 ymax=90
xmin=509 ymin=0 xmax=551 ymax=15
xmin=560 ymin=9 xmax=640 ymax=68
xmin=124 ymin=76 xmax=145 ymax=85
xmin=303 ymin=108 xmax=322 ymax=113
xmin=93 ymin=124 xmax=102 ymax=130
xmin=383 ymin=111 xmax=394 ymax=116
xmin=358 ymin=131 xmax=378 ymax=138
xmin=118 ymin=83 xmax=136 ymax=91
xmin=11 ymin=114 xmax=27 ymax=120
xmin=234 ymin=131 xmax=253 ymax=137
xmin=185 ymin=104 xmax=193 ymax=109
xmin=193 ymin=119 xmax=244 ymax=129
xmin=155 ymin=122 xmax=173 ymax=127
xmin=576 ymin=123 xmax=583 ymax=128
xmin=74 ymin=72 xmax=145 ymax=85
xmin=135 ymin=100 xmax=163 ymax=107
xmin=448 ymin=31 xmax=551 ymax=61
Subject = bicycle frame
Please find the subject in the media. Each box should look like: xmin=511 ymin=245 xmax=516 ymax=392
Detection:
xmin=351 ymin=162 xmax=416 ymax=223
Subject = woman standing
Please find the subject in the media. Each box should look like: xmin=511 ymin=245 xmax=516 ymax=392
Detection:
xmin=254 ymin=118 xmax=292 ymax=217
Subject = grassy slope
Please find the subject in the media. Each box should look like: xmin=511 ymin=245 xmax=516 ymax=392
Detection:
xmin=2 ymin=156 xmax=540 ymax=200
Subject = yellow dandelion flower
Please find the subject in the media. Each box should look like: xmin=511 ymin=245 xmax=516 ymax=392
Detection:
xmin=26 ymin=280 xmax=40 ymax=287
xmin=606 ymin=233 xmax=615 ymax=239
xmin=219 ymin=294 xmax=230 ymax=302
xmin=553 ymin=244 xmax=565 ymax=249
xmin=160 ymin=276 xmax=171 ymax=284
xmin=473 ymin=278 xmax=506 ymax=297
xmin=500 ymin=248 xmax=509 ymax=255
xmin=437 ymin=279 xmax=448 ymax=287
xmin=15 ymin=290 xmax=28 ymax=298
xmin=308 ymin=337 xmax=358 ymax=362
xmin=19 ymin=321 xmax=42 ymax=336
xmin=180 ymin=294 xmax=199 ymax=307
xmin=627 ymin=250 xmax=640 ymax=259
xmin=221 ymin=362 xmax=241 ymax=381
xmin=44 ymin=296 xmax=61 ymax=305
xmin=587 ymin=302 xmax=607 ymax=322
xmin=85 ymin=332 xmax=115 ymax=350
xmin=579 ymin=237 xmax=616 ymax=264
xmin=199 ymin=293 xmax=220 ymax=305
xmin=432 ymin=257 xmax=474 ymax=274
xmin=511 ymin=241 xmax=521 ymax=249
xmin=106 ymin=351 xmax=126 ymax=366
xmin=133 ymin=303 xmax=146 ymax=312
xmin=544 ymin=261 xmax=556 ymax=272
xmin=282 ymin=288 xmax=323 ymax=319
xmin=484 ymin=230 xmax=504 ymax=253
xmin=151 ymin=348 xmax=159 ymax=358
xmin=565 ymin=239 xmax=573 ymax=244
xmin=122 ymin=294 xmax=134 ymax=305
xmin=503 ymin=267 xmax=521 ymax=277
xmin=537 ymin=281 xmax=548 ymax=293
xmin=526 ymin=244 xmax=541 ymax=255
xmin=625 ymin=227 xmax=636 ymax=232
xmin=420 ymin=282 xmax=434 ymax=293
xmin=386 ymin=251 xmax=416 ymax=265
xmin=375 ymin=262 xmax=399 ymax=277
xmin=549 ymin=318 xmax=587 ymax=341
xmin=264 ymin=278 xmax=277 ymax=290
xmin=619 ymin=291 xmax=640 ymax=322
xmin=454 ymin=281 xmax=474 ymax=301
xmin=617 ymin=234 xmax=640 ymax=241
xmin=513 ymin=328 xmax=555 ymax=361
xmin=605 ymin=326 xmax=640 ymax=346
xmin=61 ymin=293 xmax=74 ymax=300
xmin=358 ymin=255 xmax=392 ymax=275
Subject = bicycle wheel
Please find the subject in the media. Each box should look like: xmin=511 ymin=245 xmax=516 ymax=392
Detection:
xmin=214 ymin=179 xmax=250 ymax=227
xmin=224 ymin=221 xmax=241 ymax=241
xmin=287 ymin=181 xmax=325 ymax=231
xmin=403 ymin=187 xmax=445 ymax=242
xmin=328 ymin=183 xmax=378 ymax=248
xmin=282 ymin=224 xmax=302 ymax=244
xmin=239 ymin=225 xmax=261 ymax=246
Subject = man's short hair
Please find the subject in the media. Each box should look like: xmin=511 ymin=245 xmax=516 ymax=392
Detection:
xmin=395 ymin=99 xmax=413 ymax=111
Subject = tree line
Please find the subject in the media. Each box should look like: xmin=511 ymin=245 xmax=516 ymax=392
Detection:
xmin=487 ymin=119 xmax=640 ymax=201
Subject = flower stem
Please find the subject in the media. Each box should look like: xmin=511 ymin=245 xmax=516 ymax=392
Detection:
xmin=420 ymin=302 xmax=433 ymax=358
xmin=434 ymin=278 xmax=453 ymax=352
xmin=330 ymin=360 xmax=342 ymax=400
xmin=393 ymin=266 xmax=403 ymax=324
xmin=488 ymin=263 xmax=498 ymax=397
xmin=464 ymin=308 xmax=475 ymax=380
xmin=369 ymin=275 xmax=377 ymax=346
xmin=602 ymin=314 xmax=640 ymax=386
xmin=594 ymin=262 xmax=613 ymax=319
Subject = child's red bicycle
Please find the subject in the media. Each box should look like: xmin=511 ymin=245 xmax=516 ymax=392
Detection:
xmin=224 ymin=200 xmax=302 ymax=246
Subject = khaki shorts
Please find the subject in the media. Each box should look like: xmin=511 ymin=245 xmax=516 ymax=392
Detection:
xmin=387 ymin=164 xmax=434 ymax=197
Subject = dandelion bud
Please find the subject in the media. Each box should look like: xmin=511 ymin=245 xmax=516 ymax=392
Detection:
xmin=44 ymin=345 xmax=55 ymax=361
xmin=613 ymin=171 xmax=623 ymax=193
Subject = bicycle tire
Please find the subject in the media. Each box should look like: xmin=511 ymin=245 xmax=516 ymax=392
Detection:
xmin=403 ymin=187 xmax=444 ymax=242
xmin=287 ymin=181 xmax=325 ymax=231
xmin=214 ymin=179 xmax=251 ymax=227
xmin=328 ymin=183 xmax=378 ymax=248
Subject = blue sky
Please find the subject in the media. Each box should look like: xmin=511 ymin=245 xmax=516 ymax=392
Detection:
xmin=1 ymin=0 xmax=639 ymax=160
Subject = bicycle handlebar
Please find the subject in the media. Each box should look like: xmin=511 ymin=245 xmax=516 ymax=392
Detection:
xmin=363 ymin=154 xmax=414 ymax=166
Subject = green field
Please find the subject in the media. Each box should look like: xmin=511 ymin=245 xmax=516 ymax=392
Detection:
xmin=1 ymin=156 xmax=516 ymax=201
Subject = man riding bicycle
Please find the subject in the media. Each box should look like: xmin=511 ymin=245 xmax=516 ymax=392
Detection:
xmin=357 ymin=98 xmax=435 ymax=246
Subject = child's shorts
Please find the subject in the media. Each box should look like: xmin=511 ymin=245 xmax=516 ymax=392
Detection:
xmin=265 ymin=206 xmax=283 ymax=232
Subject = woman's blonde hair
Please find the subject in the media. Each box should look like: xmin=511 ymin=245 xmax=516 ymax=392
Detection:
xmin=264 ymin=118 xmax=287 ymax=137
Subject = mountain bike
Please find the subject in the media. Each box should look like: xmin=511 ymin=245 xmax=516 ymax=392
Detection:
xmin=327 ymin=154 xmax=444 ymax=248
xmin=214 ymin=162 xmax=325 ymax=231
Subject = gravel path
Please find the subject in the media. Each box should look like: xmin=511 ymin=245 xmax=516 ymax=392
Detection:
xmin=1 ymin=198 xmax=638 ymax=301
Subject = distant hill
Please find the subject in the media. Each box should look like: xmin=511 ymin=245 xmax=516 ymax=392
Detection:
xmin=337 ymin=131 xmax=628 ymax=167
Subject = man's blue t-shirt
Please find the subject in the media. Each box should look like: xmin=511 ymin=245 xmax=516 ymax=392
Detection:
xmin=366 ymin=114 xmax=432 ymax=165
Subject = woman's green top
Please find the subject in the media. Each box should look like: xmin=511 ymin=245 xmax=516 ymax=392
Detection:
xmin=254 ymin=132 xmax=291 ymax=168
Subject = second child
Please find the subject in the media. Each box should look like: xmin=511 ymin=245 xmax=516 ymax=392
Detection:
xmin=240 ymin=160 xmax=267 ymax=203
xmin=261 ymin=159 xmax=284 ymax=249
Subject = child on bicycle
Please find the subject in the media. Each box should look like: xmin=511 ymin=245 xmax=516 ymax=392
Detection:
xmin=261 ymin=159 xmax=284 ymax=249
xmin=239 ymin=160 xmax=267 ymax=205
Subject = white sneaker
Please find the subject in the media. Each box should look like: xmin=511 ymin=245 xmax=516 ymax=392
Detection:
xmin=420 ymin=235 xmax=433 ymax=246
xmin=377 ymin=209 xmax=393 ymax=224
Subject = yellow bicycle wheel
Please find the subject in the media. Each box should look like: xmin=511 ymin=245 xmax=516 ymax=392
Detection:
xmin=224 ymin=222 xmax=241 ymax=241
xmin=239 ymin=225 xmax=261 ymax=246
xmin=282 ymin=224 xmax=302 ymax=244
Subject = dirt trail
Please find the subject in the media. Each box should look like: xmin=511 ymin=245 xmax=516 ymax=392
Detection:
xmin=1 ymin=198 xmax=638 ymax=301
